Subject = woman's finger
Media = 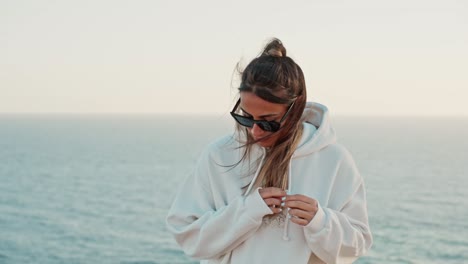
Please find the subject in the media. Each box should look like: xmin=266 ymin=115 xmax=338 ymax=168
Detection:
xmin=289 ymin=216 xmax=310 ymax=226
xmin=285 ymin=194 xmax=316 ymax=204
xmin=263 ymin=198 xmax=282 ymax=207
xmin=283 ymin=194 xmax=318 ymax=224
xmin=284 ymin=200 xmax=317 ymax=213
xmin=269 ymin=206 xmax=282 ymax=214
xmin=288 ymin=208 xmax=314 ymax=222
xmin=259 ymin=187 xmax=286 ymax=199
xmin=263 ymin=198 xmax=283 ymax=214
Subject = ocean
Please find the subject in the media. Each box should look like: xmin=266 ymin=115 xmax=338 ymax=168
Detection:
xmin=0 ymin=114 xmax=467 ymax=264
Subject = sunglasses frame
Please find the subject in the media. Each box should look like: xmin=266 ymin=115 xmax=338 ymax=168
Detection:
xmin=230 ymin=99 xmax=295 ymax=132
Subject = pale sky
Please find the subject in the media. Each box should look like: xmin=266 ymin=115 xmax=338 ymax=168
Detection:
xmin=1 ymin=0 xmax=467 ymax=115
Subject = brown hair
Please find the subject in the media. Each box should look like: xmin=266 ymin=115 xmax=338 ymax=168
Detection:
xmin=234 ymin=38 xmax=307 ymax=192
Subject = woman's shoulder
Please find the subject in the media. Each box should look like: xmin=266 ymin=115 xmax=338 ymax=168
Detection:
xmin=205 ymin=134 xmax=237 ymax=151
xmin=323 ymin=142 xmax=354 ymax=159
xmin=199 ymin=134 xmax=240 ymax=161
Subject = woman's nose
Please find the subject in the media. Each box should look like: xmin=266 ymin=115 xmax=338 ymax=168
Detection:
xmin=250 ymin=123 xmax=265 ymax=138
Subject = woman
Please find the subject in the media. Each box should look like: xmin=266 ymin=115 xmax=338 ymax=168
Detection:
xmin=166 ymin=38 xmax=372 ymax=264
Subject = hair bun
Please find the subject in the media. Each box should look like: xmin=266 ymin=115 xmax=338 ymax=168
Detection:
xmin=262 ymin=38 xmax=287 ymax=57
xmin=267 ymin=48 xmax=283 ymax=57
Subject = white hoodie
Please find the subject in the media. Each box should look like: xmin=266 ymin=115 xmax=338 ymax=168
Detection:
xmin=166 ymin=102 xmax=372 ymax=264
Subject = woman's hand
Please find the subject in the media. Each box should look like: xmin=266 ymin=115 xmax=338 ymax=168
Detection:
xmin=284 ymin=194 xmax=318 ymax=226
xmin=258 ymin=187 xmax=286 ymax=214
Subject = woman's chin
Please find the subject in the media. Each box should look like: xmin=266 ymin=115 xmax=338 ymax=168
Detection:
xmin=256 ymin=139 xmax=274 ymax=148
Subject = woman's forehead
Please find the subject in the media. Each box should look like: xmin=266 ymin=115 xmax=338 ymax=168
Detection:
xmin=240 ymin=92 xmax=286 ymax=116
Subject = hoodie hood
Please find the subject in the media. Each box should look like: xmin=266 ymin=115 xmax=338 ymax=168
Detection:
xmin=295 ymin=102 xmax=337 ymax=158
xmin=236 ymin=101 xmax=337 ymax=196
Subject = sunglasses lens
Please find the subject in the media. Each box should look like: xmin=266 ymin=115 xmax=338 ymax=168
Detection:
xmin=231 ymin=113 xmax=281 ymax=132
xmin=257 ymin=121 xmax=272 ymax=132
xmin=268 ymin=122 xmax=280 ymax=132
xmin=235 ymin=115 xmax=254 ymax=127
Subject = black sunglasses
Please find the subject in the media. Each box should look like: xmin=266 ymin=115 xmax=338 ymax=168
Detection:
xmin=230 ymin=99 xmax=295 ymax=132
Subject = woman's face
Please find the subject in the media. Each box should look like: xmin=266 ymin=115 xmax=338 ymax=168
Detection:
xmin=239 ymin=92 xmax=289 ymax=148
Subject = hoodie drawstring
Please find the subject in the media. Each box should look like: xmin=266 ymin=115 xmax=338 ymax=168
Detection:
xmin=244 ymin=148 xmax=266 ymax=196
xmin=282 ymin=160 xmax=293 ymax=241
xmin=244 ymin=148 xmax=293 ymax=241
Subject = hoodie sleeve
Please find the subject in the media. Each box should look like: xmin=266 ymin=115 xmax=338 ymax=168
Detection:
xmin=166 ymin=145 xmax=272 ymax=260
xmin=303 ymin=148 xmax=373 ymax=264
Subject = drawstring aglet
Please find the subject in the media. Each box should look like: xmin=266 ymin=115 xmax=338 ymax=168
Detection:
xmin=282 ymin=212 xmax=290 ymax=241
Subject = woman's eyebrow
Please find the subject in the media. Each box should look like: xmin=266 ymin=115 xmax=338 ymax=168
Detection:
xmin=240 ymin=107 xmax=279 ymax=118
